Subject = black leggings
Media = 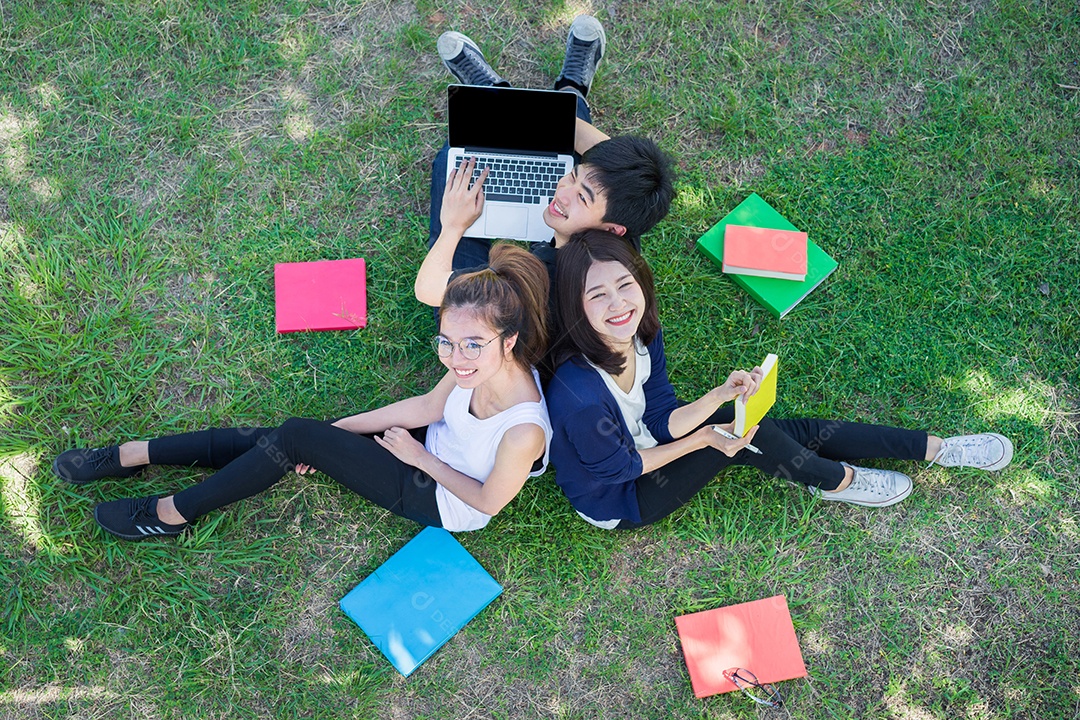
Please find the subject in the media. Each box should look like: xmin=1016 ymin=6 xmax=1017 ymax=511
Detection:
xmin=616 ymin=406 xmax=927 ymax=529
xmin=149 ymin=419 xmax=442 ymax=527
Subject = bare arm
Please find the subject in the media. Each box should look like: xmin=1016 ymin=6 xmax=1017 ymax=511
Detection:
xmin=575 ymin=117 xmax=610 ymax=156
xmin=332 ymin=372 xmax=457 ymax=434
xmin=665 ymin=367 xmax=764 ymax=439
xmin=415 ymin=229 xmax=462 ymax=307
xmin=377 ymin=422 xmax=546 ymax=516
xmin=638 ymin=422 xmax=760 ymax=473
xmin=414 ymin=157 xmax=489 ymax=307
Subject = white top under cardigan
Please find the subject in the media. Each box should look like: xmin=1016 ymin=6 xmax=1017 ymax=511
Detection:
xmin=579 ymin=339 xmax=657 ymax=530
xmin=424 ymin=368 xmax=552 ymax=532
xmin=588 ymin=338 xmax=658 ymax=452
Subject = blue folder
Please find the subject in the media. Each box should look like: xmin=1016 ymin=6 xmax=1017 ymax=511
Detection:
xmin=339 ymin=527 xmax=503 ymax=677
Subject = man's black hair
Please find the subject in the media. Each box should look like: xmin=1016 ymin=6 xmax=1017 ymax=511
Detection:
xmin=580 ymin=136 xmax=676 ymax=238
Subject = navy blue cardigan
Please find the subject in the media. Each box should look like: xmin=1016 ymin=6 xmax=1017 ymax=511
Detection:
xmin=546 ymin=330 xmax=680 ymax=523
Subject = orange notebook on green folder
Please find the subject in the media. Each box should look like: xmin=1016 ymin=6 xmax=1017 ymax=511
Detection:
xmin=675 ymin=595 xmax=807 ymax=699
xmin=696 ymin=194 xmax=838 ymax=319
xmin=722 ymin=225 xmax=808 ymax=281
xmin=734 ymin=353 xmax=778 ymax=437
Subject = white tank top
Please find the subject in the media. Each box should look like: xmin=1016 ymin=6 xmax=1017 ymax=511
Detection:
xmin=425 ymin=368 xmax=552 ymax=531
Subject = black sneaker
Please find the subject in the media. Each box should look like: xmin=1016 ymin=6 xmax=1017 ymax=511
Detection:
xmin=53 ymin=446 xmax=144 ymax=485
xmin=94 ymin=496 xmax=189 ymax=541
xmin=437 ymin=31 xmax=507 ymax=87
xmin=554 ymin=15 xmax=606 ymax=98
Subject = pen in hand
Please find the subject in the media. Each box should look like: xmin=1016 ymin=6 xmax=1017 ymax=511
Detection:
xmin=712 ymin=426 xmax=763 ymax=455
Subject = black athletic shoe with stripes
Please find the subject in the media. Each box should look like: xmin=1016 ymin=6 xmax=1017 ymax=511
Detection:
xmin=53 ymin=445 xmax=144 ymax=485
xmin=94 ymin=496 xmax=189 ymax=541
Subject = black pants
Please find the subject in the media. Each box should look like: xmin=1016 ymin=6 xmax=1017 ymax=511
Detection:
xmin=616 ymin=406 xmax=927 ymax=529
xmin=149 ymin=419 xmax=442 ymax=527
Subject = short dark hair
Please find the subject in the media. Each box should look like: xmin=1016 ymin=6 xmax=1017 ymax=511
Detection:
xmin=442 ymin=243 xmax=550 ymax=369
xmin=552 ymin=229 xmax=661 ymax=375
xmin=580 ymin=136 xmax=676 ymax=239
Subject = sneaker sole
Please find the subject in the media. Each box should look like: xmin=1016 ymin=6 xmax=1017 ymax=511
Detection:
xmin=437 ymin=31 xmax=477 ymax=62
xmin=807 ymin=479 xmax=913 ymax=508
xmin=976 ymin=433 xmax=1014 ymax=471
xmin=568 ymin=16 xmax=607 ymax=57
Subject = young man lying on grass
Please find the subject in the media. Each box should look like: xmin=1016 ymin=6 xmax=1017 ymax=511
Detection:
xmin=415 ymin=15 xmax=676 ymax=310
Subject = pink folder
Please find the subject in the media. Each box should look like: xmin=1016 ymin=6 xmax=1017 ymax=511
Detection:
xmin=274 ymin=259 xmax=367 ymax=333
xmin=675 ymin=595 xmax=807 ymax=699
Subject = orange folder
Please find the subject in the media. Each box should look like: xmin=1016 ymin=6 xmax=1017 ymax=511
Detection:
xmin=274 ymin=258 xmax=367 ymax=333
xmin=722 ymin=224 xmax=808 ymax=281
xmin=675 ymin=595 xmax=807 ymax=699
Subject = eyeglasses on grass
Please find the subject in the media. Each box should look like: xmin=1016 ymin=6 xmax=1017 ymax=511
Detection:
xmin=723 ymin=667 xmax=784 ymax=708
xmin=431 ymin=333 xmax=502 ymax=360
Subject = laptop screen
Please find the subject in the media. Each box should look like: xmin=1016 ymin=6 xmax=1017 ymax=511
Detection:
xmin=447 ymin=85 xmax=578 ymax=155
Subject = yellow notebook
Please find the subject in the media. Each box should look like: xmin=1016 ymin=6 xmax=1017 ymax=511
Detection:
xmin=734 ymin=354 xmax=778 ymax=436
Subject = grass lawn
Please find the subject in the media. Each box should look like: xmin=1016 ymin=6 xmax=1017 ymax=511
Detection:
xmin=2 ymin=1 xmax=1078 ymax=718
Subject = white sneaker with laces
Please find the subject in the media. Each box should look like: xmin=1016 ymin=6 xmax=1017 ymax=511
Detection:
xmin=808 ymin=465 xmax=913 ymax=508
xmin=929 ymin=433 xmax=1013 ymax=471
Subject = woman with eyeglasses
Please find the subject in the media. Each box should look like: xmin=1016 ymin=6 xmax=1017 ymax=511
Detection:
xmin=55 ymin=244 xmax=552 ymax=541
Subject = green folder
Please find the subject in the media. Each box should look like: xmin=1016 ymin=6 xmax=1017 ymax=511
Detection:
xmin=696 ymin=194 xmax=838 ymax=319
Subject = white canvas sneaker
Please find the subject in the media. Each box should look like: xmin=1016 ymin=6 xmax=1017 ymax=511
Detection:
xmin=929 ymin=433 xmax=1013 ymax=471
xmin=808 ymin=465 xmax=913 ymax=508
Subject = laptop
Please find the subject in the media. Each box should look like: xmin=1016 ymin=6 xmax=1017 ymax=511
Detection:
xmin=446 ymin=84 xmax=578 ymax=242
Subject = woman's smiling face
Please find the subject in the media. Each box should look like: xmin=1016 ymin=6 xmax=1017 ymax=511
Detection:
xmin=437 ymin=307 xmax=515 ymax=389
xmin=582 ymin=260 xmax=646 ymax=348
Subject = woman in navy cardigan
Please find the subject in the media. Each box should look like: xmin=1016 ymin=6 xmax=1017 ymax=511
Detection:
xmin=545 ymin=230 xmax=1014 ymax=529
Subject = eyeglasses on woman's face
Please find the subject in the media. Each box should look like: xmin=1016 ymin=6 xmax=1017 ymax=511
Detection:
xmin=431 ymin=334 xmax=502 ymax=361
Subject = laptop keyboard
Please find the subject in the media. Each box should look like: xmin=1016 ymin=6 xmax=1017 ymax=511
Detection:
xmin=464 ymin=154 xmax=566 ymax=205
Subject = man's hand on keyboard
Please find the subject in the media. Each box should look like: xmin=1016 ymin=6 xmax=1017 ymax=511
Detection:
xmin=441 ymin=156 xmax=489 ymax=236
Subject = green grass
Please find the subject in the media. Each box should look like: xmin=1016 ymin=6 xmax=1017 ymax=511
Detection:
xmin=2 ymin=0 xmax=1078 ymax=718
